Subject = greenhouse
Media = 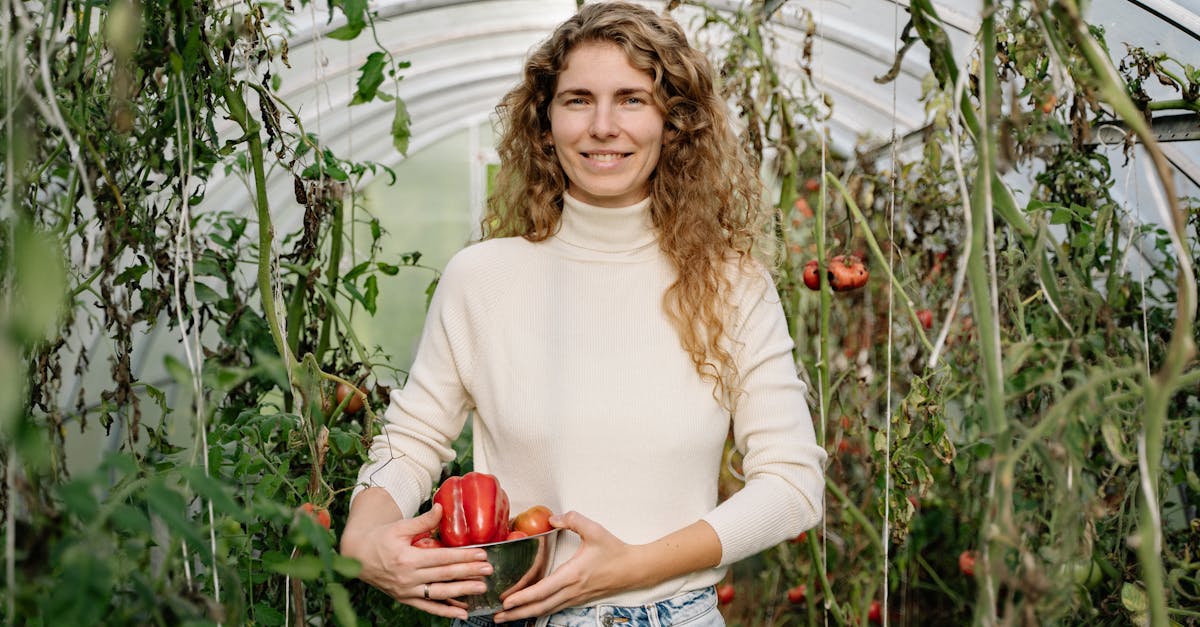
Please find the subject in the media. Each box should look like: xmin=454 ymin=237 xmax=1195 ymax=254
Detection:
xmin=2 ymin=0 xmax=1198 ymax=625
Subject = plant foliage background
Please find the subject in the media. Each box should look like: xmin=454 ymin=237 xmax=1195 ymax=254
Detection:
xmin=1 ymin=0 xmax=1197 ymax=626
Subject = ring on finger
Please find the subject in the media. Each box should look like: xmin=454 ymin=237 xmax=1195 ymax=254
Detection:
xmin=424 ymin=582 xmax=431 ymax=600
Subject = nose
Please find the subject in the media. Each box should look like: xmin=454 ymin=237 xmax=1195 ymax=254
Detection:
xmin=589 ymin=103 xmax=618 ymax=138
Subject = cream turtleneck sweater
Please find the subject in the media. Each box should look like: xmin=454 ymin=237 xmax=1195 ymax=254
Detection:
xmin=354 ymin=193 xmax=825 ymax=606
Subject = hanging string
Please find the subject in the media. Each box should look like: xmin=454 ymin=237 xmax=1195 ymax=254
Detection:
xmin=170 ymin=52 xmax=220 ymax=616
xmin=882 ymin=0 xmax=900 ymax=622
xmin=815 ymin=2 xmax=830 ymax=625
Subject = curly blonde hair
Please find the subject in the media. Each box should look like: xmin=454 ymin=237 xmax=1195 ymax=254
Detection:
xmin=483 ymin=1 xmax=771 ymax=405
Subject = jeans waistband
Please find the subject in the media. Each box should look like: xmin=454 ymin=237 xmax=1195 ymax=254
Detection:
xmin=542 ymin=586 xmax=717 ymax=627
xmin=455 ymin=586 xmax=718 ymax=627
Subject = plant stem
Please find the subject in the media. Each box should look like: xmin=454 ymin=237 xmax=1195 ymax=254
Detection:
xmin=222 ymin=82 xmax=293 ymax=368
xmin=970 ymin=4 xmax=1012 ymax=625
xmin=316 ymin=195 xmax=345 ymax=362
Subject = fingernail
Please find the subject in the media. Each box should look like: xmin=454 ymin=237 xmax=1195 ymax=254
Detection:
xmin=480 ymin=564 xmax=493 ymax=575
xmin=475 ymin=552 xmax=488 ymax=561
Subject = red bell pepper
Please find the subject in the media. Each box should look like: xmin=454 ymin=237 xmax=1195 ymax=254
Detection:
xmin=433 ymin=471 xmax=511 ymax=547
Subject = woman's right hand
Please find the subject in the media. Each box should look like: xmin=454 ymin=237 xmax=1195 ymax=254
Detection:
xmin=340 ymin=493 xmax=494 ymax=619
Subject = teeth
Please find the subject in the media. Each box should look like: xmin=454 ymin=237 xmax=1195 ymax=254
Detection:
xmin=586 ymin=153 xmax=624 ymax=162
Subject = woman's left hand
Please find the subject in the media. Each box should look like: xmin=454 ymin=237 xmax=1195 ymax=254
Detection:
xmin=492 ymin=511 xmax=641 ymax=622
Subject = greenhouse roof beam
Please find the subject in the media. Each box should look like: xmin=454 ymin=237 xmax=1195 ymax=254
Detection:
xmin=1126 ymin=0 xmax=1200 ymax=44
xmin=864 ymin=111 xmax=1200 ymax=161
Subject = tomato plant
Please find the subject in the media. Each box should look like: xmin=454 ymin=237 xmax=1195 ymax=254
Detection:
xmin=787 ymin=583 xmax=807 ymax=604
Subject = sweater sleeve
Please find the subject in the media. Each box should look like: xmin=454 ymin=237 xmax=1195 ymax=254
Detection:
xmin=350 ymin=251 xmax=478 ymax=517
xmin=702 ymin=267 xmax=826 ymax=566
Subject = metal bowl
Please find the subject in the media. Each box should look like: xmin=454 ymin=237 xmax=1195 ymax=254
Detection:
xmin=453 ymin=528 xmax=560 ymax=616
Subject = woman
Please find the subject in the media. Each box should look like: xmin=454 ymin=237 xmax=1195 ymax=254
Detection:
xmin=339 ymin=3 xmax=826 ymax=625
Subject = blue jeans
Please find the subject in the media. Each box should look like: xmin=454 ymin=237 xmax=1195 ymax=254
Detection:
xmin=453 ymin=586 xmax=724 ymax=627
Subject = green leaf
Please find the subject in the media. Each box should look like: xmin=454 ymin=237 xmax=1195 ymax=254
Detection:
xmin=164 ymin=355 xmax=193 ymax=387
xmin=332 ymin=554 xmax=362 ymax=579
xmin=252 ymin=602 xmax=286 ymax=626
xmin=329 ymin=428 xmax=359 ymax=455
xmin=267 ymin=554 xmax=324 ymax=580
xmin=351 ymin=52 xmax=386 ymax=105
xmin=114 ymin=263 xmax=150 ymax=285
xmin=329 ymin=582 xmax=358 ymax=627
xmin=108 ymin=503 xmax=152 ymax=535
xmin=58 ymin=479 xmax=99 ymax=520
xmin=325 ymin=22 xmax=364 ymax=41
xmin=1121 ymin=582 xmax=1148 ymax=613
xmin=376 ymin=262 xmax=399 ymax=276
xmin=177 ymin=465 xmax=246 ymax=520
xmin=11 ymin=223 xmax=67 ymax=343
xmin=1049 ymin=208 xmax=1075 ymax=224
xmin=343 ymin=261 xmax=371 ymax=283
xmin=363 ymin=275 xmax=378 ymax=315
xmin=144 ymin=480 xmax=206 ymax=549
xmin=424 ymin=276 xmax=439 ymax=311
xmin=392 ymin=98 xmax=411 ymax=156
xmin=193 ymin=282 xmax=223 ymax=303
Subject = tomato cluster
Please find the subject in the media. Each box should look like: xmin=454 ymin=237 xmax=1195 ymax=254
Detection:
xmin=411 ymin=472 xmax=555 ymax=548
xmin=803 ymin=255 xmax=869 ymax=292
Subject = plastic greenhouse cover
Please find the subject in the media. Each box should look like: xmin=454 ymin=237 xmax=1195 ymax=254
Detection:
xmin=199 ymin=0 xmax=1198 ymax=231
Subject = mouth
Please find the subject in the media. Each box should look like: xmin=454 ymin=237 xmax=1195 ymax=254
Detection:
xmin=582 ymin=152 xmax=631 ymax=162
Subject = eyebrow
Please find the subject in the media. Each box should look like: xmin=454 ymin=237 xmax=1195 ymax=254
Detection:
xmin=554 ymin=87 xmax=653 ymax=99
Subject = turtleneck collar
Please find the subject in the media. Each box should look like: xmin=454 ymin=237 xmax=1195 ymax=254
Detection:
xmin=553 ymin=192 xmax=657 ymax=254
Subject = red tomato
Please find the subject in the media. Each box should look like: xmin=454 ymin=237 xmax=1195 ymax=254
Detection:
xmin=804 ymin=178 xmax=821 ymax=192
xmin=716 ymin=583 xmax=735 ymax=605
xmin=299 ymin=502 xmax=331 ymax=530
xmin=434 ymin=472 xmax=511 ymax=547
xmin=791 ymin=531 xmax=808 ymax=544
xmin=335 ymin=382 xmax=365 ymax=415
xmin=1041 ymin=94 xmax=1057 ymax=113
xmin=803 ymin=260 xmax=820 ymax=291
xmin=411 ymin=535 xmax=443 ymax=548
xmin=917 ymin=309 xmax=933 ymax=330
xmin=959 ymin=550 xmax=977 ymax=577
xmin=786 ymin=583 xmax=807 ymax=604
xmin=506 ymin=530 xmax=529 ymax=541
xmin=793 ymin=197 xmax=814 ymax=219
xmin=868 ymin=600 xmax=882 ymax=624
xmin=512 ymin=505 xmax=554 ymax=536
xmin=828 ymin=255 xmax=868 ymax=292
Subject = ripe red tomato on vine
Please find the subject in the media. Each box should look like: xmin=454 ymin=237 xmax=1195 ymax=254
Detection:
xmin=335 ymin=382 xmax=366 ymax=415
xmin=917 ymin=309 xmax=934 ymax=330
xmin=868 ymin=599 xmax=883 ymax=624
xmin=959 ymin=550 xmax=977 ymax=577
xmin=299 ymin=502 xmax=331 ymax=530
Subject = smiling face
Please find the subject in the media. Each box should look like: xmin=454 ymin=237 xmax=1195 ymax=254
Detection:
xmin=547 ymin=42 xmax=666 ymax=208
